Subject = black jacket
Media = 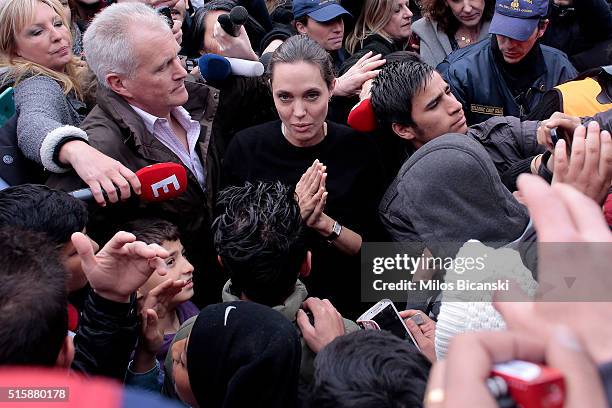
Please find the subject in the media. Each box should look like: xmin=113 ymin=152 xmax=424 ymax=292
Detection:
xmin=541 ymin=0 xmax=612 ymax=71
xmin=439 ymin=38 xmax=578 ymax=125
xmin=71 ymin=291 xmax=138 ymax=380
xmin=339 ymin=34 xmax=404 ymax=75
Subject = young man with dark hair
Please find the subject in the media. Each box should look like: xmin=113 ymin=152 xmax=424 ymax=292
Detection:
xmin=438 ymin=0 xmax=577 ymax=125
xmin=371 ymin=59 xmax=545 ymax=177
xmin=0 ymin=184 xmax=94 ymax=294
xmin=0 ymin=219 xmax=172 ymax=380
xmin=212 ymin=181 xmax=358 ymax=393
xmin=0 ymin=227 xmax=71 ymax=367
xmin=310 ymin=330 xmax=431 ymax=408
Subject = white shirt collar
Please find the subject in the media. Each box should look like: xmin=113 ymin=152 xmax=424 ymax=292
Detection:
xmin=128 ymin=104 xmax=194 ymax=134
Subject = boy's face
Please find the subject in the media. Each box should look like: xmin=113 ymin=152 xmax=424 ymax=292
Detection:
xmin=139 ymin=240 xmax=195 ymax=305
xmin=60 ymin=234 xmax=99 ymax=293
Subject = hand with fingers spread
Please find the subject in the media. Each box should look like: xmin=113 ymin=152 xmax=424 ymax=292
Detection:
xmin=334 ymin=52 xmax=386 ymax=97
xmin=536 ymin=111 xmax=581 ymax=152
xmin=517 ymin=174 xmax=612 ymax=244
xmin=551 ymin=121 xmax=612 ymax=205
xmin=493 ymin=175 xmax=612 ymax=365
xmin=400 ymin=310 xmax=437 ymax=362
xmin=72 ymin=231 xmax=170 ymax=303
xmin=297 ymin=297 xmax=345 ymax=353
xmin=59 ymin=141 xmax=141 ymax=207
xmin=139 ymin=278 xmax=187 ymax=325
xmin=424 ymin=328 xmax=607 ymax=408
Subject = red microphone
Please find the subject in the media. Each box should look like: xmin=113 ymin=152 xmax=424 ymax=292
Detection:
xmin=347 ymin=98 xmax=377 ymax=133
xmin=69 ymin=162 xmax=188 ymax=202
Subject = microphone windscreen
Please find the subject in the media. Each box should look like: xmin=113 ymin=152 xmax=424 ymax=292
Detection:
xmin=226 ymin=57 xmax=264 ymax=77
xmin=136 ymin=162 xmax=187 ymax=202
xmin=347 ymin=98 xmax=377 ymax=133
xmin=197 ymin=54 xmax=231 ymax=81
xmin=217 ymin=12 xmax=233 ymax=35
xmin=229 ymin=5 xmax=248 ymax=25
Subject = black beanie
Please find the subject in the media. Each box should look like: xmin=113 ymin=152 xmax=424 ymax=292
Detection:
xmin=186 ymin=301 xmax=301 ymax=408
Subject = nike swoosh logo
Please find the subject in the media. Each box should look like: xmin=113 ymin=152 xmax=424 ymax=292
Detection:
xmin=224 ymin=306 xmax=236 ymax=326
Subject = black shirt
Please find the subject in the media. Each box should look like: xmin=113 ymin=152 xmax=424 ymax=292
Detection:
xmin=223 ymin=120 xmax=386 ymax=318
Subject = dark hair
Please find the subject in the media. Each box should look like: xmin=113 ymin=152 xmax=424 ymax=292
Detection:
xmin=383 ymin=50 xmax=423 ymax=64
xmin=185 ymin=0 xmax=235 ymax=56
xmin=213 ymin=181 xmax=307 ymax=307
xmin=371 ymin=60 xmax=434 ymax=130
xmin=269 ymin=35 xmax=335 ymax=89
xmin=0 ymin=227 xmax=67 ymax=367
xmin=310 ymin=330 xmax=431 ymax=408
xmin=293 ymin=14 xmax=309 ymax=30
xmin=0 ymin=184 xmax=88 ymax=247
xmin=123 ymin=218 xmax=181 ymax=245
xmin=422 ymin=0 xmax=495 ymax=36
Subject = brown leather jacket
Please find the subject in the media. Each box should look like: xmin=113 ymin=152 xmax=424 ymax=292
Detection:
xmin=48 ymin=79 xmax=225 ymax=305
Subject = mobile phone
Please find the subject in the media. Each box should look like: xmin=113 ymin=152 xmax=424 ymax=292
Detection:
xmin=357 ymin=299 xmax=420 ymax=350
xmin=0 ymin=87 xmax=15 ymax=127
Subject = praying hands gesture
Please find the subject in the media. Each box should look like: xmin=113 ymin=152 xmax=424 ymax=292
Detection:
xmin=72 ymin=231 xmax=170 ymax=303
xmin=295 ymin=159 xmax=328 ymax=231
xmin=295 ymin=160 xmax=362 ymax=255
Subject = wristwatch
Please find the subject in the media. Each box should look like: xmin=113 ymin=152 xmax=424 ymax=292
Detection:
xmin=326 ymin=220 xmax=342 ymax=244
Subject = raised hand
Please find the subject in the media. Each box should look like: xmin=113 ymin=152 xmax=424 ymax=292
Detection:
xmin=73 ymin=231 xmax=169 ymax=303
xmin=334 ymin=52 xmax=385 ymax=97
xmin=551 ymin=121 xmax=612 ymax=205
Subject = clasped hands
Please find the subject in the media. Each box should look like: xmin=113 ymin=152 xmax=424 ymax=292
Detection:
xmin=295 ymin=159 xmax=334 ymax=235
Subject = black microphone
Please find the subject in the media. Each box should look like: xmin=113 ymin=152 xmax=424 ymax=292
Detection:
xmin=217 ymin=6 xmax=248 ymax=37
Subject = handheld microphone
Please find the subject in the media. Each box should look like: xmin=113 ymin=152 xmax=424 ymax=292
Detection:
xmin=197 ymin=54 xmax=264 ymax=81
xmin=347 ymin=98 xmax=377 ymax=133
xmin=197 ymin=54 xmax=231 ymax=81
xmin=69 ymin=162 xmax=188 ymax=203
xmin=218 ymin=6 xmax=248 ymax=37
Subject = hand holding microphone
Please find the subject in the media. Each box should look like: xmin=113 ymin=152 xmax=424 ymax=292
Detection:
xmin=212 ymin=6 xmax=258 ymax=61
xmin=70 ymin=162 xmax=188 ymax=204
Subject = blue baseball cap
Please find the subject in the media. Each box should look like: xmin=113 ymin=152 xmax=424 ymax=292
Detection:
xmin=293 ymin=0 xmax=352 ymax=22
xmin=489 ymin=0 xmax=549 ymax=41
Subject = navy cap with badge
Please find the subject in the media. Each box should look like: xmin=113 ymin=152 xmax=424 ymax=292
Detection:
xmin=292 ymin=0 xmax=352 ymax=22
xmin=489 ymin=0 xmax=549 ymax=42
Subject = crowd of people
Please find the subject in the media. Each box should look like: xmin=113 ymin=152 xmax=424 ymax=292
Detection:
xmin=0 ymin=0 xmax=611 ymax=406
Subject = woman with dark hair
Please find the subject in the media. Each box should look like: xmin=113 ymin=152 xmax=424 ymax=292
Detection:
xmin=223 ymin=35 xmax=385 ymax=318
xmin=412 ymin=0 xmax=494 ymax=67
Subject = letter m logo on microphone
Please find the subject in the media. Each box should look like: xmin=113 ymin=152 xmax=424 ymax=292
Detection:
xmin=136 ymin=163 xmax=188 ymax=202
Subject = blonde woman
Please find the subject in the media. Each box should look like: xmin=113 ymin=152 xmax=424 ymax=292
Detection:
xmin=0 ymin=0 xmax=139 ymax=204
xmin=341 ymin=0 xmax=413 ymax=74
